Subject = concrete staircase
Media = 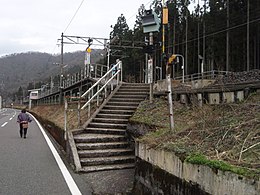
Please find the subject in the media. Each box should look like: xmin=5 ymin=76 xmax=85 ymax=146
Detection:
xmin=73 ymin=83 xmax=149 ymax=172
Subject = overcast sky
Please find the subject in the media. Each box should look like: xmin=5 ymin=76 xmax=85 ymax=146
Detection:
xmin=0 ymin=0 xmax=154 ymax=57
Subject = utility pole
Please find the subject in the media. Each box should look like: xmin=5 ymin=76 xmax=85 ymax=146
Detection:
xmin=59 ymin=32 xmax=64 ymax=104
xmin=247 ymin=0 xmax=250 ymax=71
xmin=226 ymin=0 xmax=230 ymax=71
xmin=61 ymin=33 xmax=64 ymax=66
xmin=141 ymin=9 xmax=160 ymax=102
xmin=149 ymin=32 xmax=153 ymax=102
xmin=162 ymin=1 xmax=174 ymax=131
xmin=185 ymin=0 xmax=188 ymax=75
xmin=203 ymin=0 xmax=206 ymax=72
xmin=197 ymin=0 xmax=200 ymax=73
xmin=0 ymin=96 xmax=2 ymax=110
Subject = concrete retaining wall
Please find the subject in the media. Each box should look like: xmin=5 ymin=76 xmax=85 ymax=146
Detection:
xmin=135 ymin=142 xmax=260 ymax=195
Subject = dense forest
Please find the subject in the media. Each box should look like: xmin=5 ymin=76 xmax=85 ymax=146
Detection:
xmin=109 ymin=0 xmax=260 ymax=81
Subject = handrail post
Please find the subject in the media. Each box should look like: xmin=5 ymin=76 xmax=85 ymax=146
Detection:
xmin=81 ymin=60 xmax=122 ymax=110
xmin=88 ymin=92 xmax=90 ymax=117
xmin=97 ymin=85 xmax=100 ymax=106
xmin=95 ymin=64 xmax=97 ymax=78
xmin=64 ymin=97 xmax=68 ymax=140
xmin=120 ymin=61 xmax=123 ymax=82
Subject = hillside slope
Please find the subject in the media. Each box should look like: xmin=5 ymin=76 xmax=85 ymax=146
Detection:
xmin=0 ymin=50 xmax=103 ymax=97
xmin=129 ymin=92 xmax=260 ymax=177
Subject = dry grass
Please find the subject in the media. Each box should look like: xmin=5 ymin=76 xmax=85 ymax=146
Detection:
xmin=30 ymin=104 xmax=90 ymax=130
xmin=131 ymin=93 xmax=260 ymax=171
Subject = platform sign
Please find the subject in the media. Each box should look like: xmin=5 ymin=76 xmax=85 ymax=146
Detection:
xmin=147 ymin=59 xmax=153 ymax=83
xmin=84 ymin=48 xmax=91 ymax=65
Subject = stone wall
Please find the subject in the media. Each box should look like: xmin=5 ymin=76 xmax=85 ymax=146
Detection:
xmin=133 ymin=157 xmax=210 ymax=195
xmin=135 ymin=142 xmax=260 ymax=195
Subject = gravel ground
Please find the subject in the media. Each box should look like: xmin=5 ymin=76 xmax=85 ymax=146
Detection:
xmin=214 ymin=69 xmax=260 ymax=84
xmin=80 ymin=169 xmax=134 ymax=195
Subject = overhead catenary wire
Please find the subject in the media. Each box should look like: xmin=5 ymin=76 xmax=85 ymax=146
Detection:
xmin=63 ymin=0 xmax=86 ymax=33
xmin=46 ymin=0 xmax=86 ymax=58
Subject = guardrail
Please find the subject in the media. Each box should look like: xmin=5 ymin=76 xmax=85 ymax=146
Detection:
xmin=81 ymin=60 xmax=123 ymax=117
xmin=63 ymin=63 xmax=108 ymax=88
xmin=174 ymin=70 xmax=229 ymax=82
xmin=38 ymin=63 xmax=108 ymax=99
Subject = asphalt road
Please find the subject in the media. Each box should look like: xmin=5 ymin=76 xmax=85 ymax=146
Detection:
xmin=0 ymin=108 xmax=92 ymax=195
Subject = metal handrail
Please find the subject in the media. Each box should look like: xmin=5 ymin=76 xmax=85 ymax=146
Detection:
xmin=38 ymin=63 xmax=108 ymax=99
xmin=80 ymin=60 xmax=122 ymax=116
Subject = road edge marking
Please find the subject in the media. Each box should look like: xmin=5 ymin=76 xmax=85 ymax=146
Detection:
xmin=30 ymin=114 xmax=82 ymax=195
xmin=1 ymin=122 xmax=8 ymax=127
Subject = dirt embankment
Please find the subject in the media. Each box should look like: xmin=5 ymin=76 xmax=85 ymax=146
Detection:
xmin=129 ymin=92 xmax=260 ymax=176
xmin=31 ymin=104 xmax=89 ymax=130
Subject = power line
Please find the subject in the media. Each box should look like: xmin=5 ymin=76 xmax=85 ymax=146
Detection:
xmin=169 ymin=17 xmax=260 ymax=48
xmin=63 ymin=0 xmax=86 ymax=33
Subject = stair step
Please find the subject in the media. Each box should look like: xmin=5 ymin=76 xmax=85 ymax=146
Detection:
xmin=110 ymin=98 xmax=144 ymax=102
xmin=78 ymin=148 xmax=134 ymax=158
xmin=84 ymin=127 xmax=126 ymax=135
xmin=80 ymin=163 xmax=135 ymax=173
xmin=106 ymin=101 xmax=140 ymax=106
xmin=99 ymin=109 xmax=135 ymax=115
xmin=80 ymin=155 xmax=135 ymax=166
xmin=92 ymin=118 xmax=128 ymax=124
xmin=96 ymin=113 xmax=132 ymax=119
xmin=121 ymin=83 xmax=149 ymax=87
xmin=118 ymin=89 xmax=149 ymax=93
xmin=74 ymin=134 xmax=126 ymax=143
xmin=103 ymin=105 xmax=138 ymax=110
xmin=115 ymin=92 xmax=148 ymax=95
xmin=76 ymin=141 xmax=131 ymax=150
xmin=88 ymin=122 xmax=127 ymax=129
xmin=112 ymin=94 xmax=147 ymax=99
xmin=74 ymin=83 xmax=149 ymax=173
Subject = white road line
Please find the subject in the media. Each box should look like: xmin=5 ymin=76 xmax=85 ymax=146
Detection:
xmin=1 ymin=122 xmax=8 ymax=127
xmin=30 ymin=114 xmax=82 ymax=195
xmin=9 ymin=117 xmax=13 ymax=120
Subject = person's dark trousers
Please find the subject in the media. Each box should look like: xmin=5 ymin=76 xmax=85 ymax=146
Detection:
xmin=19 ymin=124 xmax=28 ymax=138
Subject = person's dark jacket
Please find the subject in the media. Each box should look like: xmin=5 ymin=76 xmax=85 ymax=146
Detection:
xmin=17 ymin=113 xmax=32 ymax=123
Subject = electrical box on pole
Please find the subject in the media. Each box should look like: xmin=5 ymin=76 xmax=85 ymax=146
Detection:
xmin=163 ymin=8 xmax=168 ymax=24
xmin=142 ymin=9 xmax=160 ymax=102
xmin=141 ymin=10 xmax=161 ymax=33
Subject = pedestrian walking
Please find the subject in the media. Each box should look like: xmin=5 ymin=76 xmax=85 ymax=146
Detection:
xmin=17 ymin=109 xmax=32 ymax=139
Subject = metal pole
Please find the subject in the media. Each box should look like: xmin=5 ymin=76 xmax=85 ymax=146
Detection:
xmin=175 ymin=54 xmax=185 ymax=83
xmin=107 ymin=45 xmax=110 ymax=71
xmin=64 ymin=97 xmax=67 ymax=140
xmin=162 ymin=0 xmax=166 ymax=55
xmin=60 ymin=33 xmax=64 ymax=88
xmin=247 ymin=0 xmax=250 ymax=71
xmin=0 ymin=96 xmax=2 ymax=109
xmin=59 ymin=33 xmax=64 ymax=105
xmin=77 ymin=100 xmax=81 ymax=128
xmin=226 ymin=0 xmax=230 ymax=71
xmin=181 ymin=55 xmax=185 ymax=83
xmin=167 ymin=74 xmax=174 ymax=131
xmin=197 ymin=0 xmax=200 ymax=73
xmin=203 ymin=0 xmax=206 ymax=72
xmin=149 ymin=32 xmax=153 ymax=103
xmin=185 ymin=0 xmax=188 ymax=75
